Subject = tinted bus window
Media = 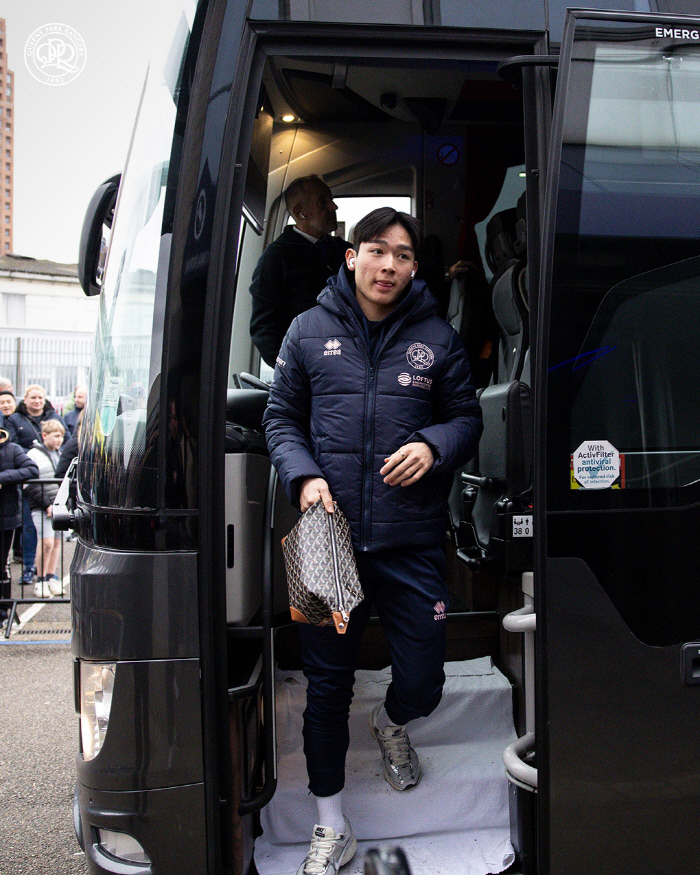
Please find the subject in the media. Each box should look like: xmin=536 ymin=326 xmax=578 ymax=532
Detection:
xmin=547 ymin=28 xmax=700 ymax=511
xmin=80 ymin=8 xmax=194 ymax=509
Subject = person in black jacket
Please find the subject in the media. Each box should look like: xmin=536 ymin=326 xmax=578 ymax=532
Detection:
xmin=250 ymin=175 xmax=351 ymax=367
xmin=5 ymin=385 xmax=65 ymax=584
xmin=0 ymin=429 xmax=39 ymax=626
xmin=63 ymin=384 xmax=86 ymax=437
xmin=264 ymin=208 xmax=482 ymax=875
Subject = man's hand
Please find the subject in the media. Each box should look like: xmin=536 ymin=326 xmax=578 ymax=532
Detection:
xmin=380 ymin=442 xmax=434 ymax=487
xmin=46 ymin=505 xmax=52 ymax=518
xmin=300 ymin=477 xmax=334 ymax=513
xmin=446 ymin=259 xmax=477 ymax=282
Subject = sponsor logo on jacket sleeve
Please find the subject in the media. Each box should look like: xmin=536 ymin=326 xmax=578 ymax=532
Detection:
xmin=406 ymin=342 xmax=434 ymax=370
xmin=276 ymin=356 xmax=286 ymax=368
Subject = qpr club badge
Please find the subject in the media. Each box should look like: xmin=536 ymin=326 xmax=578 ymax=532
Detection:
xmin=406 ymin=342 xmax=434 ymax=370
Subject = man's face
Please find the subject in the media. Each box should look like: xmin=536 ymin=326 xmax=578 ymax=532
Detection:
xmin=0 ymin=394 xmax=15 ymax=416
xmin=297 ymin=182 xmax=338 ymax=237
xmin=74 ymin=387 xmax=87 ymax=408
xmin=43 ymin=430 xmax=64 ymax=451
xmin=347 ymin=223 xmax=417 ymax=320
xmin=25 ymin=390 xmax=45 ymax=416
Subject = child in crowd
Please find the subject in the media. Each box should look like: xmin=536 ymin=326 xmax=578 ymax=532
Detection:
xmin=26 ymin=420 xmax=65 ymax=598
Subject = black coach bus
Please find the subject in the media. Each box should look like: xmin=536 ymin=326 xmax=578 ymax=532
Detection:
xmin=61 ymin=1 xmax=700 ymax=872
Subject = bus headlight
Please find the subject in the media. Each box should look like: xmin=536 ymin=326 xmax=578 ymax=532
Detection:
xmin=98 ymin=829 xmax=150 ymax=864
xmin=80 ymin=662 xmax=116 ymax=761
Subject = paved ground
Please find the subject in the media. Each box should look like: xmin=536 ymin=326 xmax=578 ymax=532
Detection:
xmin=0 ymin=540 xmax=87 ymax=874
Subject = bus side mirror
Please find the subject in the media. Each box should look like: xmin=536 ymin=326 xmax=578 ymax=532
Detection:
xmin=78 ymin=173 xmax=121 ymax=297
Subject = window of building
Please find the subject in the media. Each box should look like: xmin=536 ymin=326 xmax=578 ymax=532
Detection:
xmin=4 ymin=228 xmax=9 ymax=237
xmin=5 ymin=88 xmax=11 ymax=98
xmin=6 ymin=73 xmax=10 ymax=83
xmin=4 ymin=216 xmax=9 ymax=223
xmin=2 ymin=293 xmax=25 ymax=326
xmin=4 ymin=176 xmax=9 ymax=184
xmin=5 ymin=150 xmax=9 ymax=157
xmin=4 ymin=163 xmax=9 ymax=171
xmin=3 ymin=243 xmax=8 ymax=253
xmin=4 ymin=190 xmax=8 ymax=197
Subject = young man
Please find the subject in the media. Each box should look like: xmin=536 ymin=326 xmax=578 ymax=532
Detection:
xmin=249 ymin=175 xmax=351 ymax=367
xmin=264 ymin=208 xmax=482 ymax=875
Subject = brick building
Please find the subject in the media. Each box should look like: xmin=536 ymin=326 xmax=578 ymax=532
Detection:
xmin=0 ymin=19 xmax=12 ymax=255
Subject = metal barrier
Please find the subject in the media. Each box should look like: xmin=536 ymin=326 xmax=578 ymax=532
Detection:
xmin=1 ymin=478 xmax=70 ymax=638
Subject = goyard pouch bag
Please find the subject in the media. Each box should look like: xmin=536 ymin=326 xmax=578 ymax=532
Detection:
xmin=282 ymin=500 xmax=364 ymax=634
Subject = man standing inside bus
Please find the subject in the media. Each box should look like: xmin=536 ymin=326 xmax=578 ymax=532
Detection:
xmin=249 ymin=174 xmax=351 ymax=367
xmin=264 ymin=208 xmax=482 ymax=875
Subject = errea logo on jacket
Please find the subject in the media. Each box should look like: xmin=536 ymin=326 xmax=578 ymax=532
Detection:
xmin=324 ymin=339 xmax=342 ymax=356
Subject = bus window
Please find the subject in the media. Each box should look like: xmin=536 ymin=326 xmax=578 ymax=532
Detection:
xmin=547 ymin=31 xmax=700 ymax=513
xmin=80 ymin=6 xmax=195 ymax=510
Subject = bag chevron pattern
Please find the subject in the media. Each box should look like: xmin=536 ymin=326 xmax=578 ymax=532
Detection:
xmin=282 ymin=500 xmax=363 ymax=634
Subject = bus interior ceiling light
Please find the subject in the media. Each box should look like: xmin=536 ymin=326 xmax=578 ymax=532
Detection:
xmin=98 ymin=830 xmax=151 ymax=865
xmin=80 ymin=663 xmax=116 ymax=761
xmin=281 ymin=114 xmax=296 ymax=122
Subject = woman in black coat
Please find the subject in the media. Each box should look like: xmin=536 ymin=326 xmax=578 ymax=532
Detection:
xmin=0 ymin=428 xmax=39 ymax=624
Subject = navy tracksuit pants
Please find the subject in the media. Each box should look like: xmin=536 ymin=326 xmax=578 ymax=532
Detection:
xmin=298 ymin=544 xmax=448 ymax=797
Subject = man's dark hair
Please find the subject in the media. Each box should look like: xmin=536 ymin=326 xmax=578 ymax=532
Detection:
xmin=352 ymin=207 xmax=422 ymax=256
xmin=284 ymin=174 xmax=327 ymax=213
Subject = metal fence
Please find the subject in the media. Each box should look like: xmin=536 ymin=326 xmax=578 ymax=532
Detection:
xmin=1 ymin=479 xmax=70 ymax=637
xmin=0 ymin=335 xmax=94 ymax=408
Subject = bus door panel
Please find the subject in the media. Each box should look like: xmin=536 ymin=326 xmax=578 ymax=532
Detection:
xmin=538 ymin=11 xmax=700 ymax=873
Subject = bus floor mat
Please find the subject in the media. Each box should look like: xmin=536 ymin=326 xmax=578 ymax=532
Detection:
xmin=255 ymin=656 xmax=517 ymax=875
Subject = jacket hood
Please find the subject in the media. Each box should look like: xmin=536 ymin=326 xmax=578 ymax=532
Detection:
xmin=318 ymin=264 xmax=437 ymax=327
xmin=17 ymin=398 xmax=56 ymax=417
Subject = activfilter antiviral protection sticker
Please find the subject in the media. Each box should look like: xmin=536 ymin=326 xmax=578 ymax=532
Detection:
xmin=571 ymin=440 xmax=625 ymax=489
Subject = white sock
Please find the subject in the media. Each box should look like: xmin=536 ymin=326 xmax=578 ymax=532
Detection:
xmin=315 ymin=791 xmax=345 ymax=835
xmin=375 ymin=702 xmax=405 ymax=732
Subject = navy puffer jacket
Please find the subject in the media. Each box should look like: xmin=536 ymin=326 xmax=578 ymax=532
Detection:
xmin=264 ymin=268 xmax=483 ymax=552
xmin=6 ymin=400 xmax=65 ymax=450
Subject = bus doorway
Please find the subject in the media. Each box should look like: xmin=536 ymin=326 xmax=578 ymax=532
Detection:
xmin=220 ymin=39 xmax=539 ymax=875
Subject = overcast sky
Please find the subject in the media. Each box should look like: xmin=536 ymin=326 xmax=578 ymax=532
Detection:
xmin=7 ymin=0 xmax=181 ymax=265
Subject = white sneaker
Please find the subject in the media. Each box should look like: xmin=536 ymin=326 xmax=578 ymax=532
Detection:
xmin=34 ymin=579 xmax=53 ymax=598
xmin=296 ymin=818 xmax=357 ymax=875
xmin=369 ymin=702 xmax=422 ymax=791
xmin=47 ymin=576 xmax=63 ymax=596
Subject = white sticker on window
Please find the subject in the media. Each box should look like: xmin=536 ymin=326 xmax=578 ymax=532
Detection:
xmin=512 ymin=515 xmax=533 ymax=538
xmin=572 ymin=440 xmax=620 ymax=489
xmin=99 ymin=375 xmax=121 ymax=437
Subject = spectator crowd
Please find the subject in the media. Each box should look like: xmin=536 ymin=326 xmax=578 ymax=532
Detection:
xmin=0 ymin=376 xmax=86 ymax=624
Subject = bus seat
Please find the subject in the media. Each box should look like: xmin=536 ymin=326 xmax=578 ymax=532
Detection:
xmin=486 ymin=195 xmax=528 ymax=383
xmin=225 ymin=387 xmax=292 ymax=624
xmin=458 ymin=380 xmax=532 ymax=572
xmin=445 ymin=269 xmax=496 ymax=389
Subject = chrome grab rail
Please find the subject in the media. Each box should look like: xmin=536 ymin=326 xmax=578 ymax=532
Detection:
xmin=502 ymin=590 xmax=537 ymax=791
xmin=503 ymin=732 xmax=537 ymax=789
xmin=502 ymin=603 xmax=536 ymax=633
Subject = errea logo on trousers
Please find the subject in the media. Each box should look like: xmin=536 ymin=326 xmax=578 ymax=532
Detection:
xmin=324 ymin=339 xmax=342 ymax=356
xmin=434 ymin=601 xmax=446 ymax=621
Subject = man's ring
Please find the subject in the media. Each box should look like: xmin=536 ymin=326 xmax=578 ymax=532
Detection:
xmin=399 ymin=450 xmax=406 ymax=460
